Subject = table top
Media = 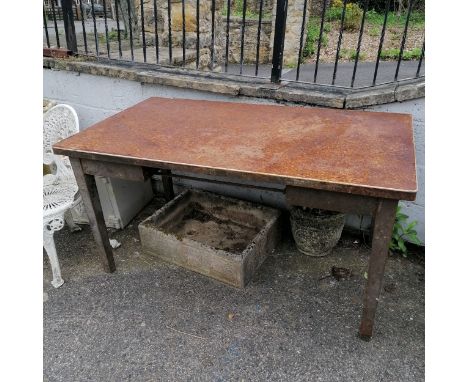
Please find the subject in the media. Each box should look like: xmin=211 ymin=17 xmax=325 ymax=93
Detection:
xmin=54 ymin=97 xmax=417 ymax=200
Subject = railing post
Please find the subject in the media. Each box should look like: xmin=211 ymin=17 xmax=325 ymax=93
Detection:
xmin=271 ymin=0 xmax=288 ymax=83
xmin=61 ymin=0 xmax=78 ymax=53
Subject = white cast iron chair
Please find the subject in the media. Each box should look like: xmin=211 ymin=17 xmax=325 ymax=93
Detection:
xmin=43 ymin=104 xmax=83 ymax=288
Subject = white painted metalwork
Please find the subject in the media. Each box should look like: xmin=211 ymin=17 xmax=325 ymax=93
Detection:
xmin=43 ymin=104 xmax=82 ymax=288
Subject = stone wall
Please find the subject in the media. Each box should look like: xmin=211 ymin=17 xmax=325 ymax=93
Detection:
xmin=132 ymin=0 xmax=313 ymax=68
xmin=135 ymin=0 xmax=223 ymax=68
xmin=221 ymin=16 xmax=272 ymax=64
xmin=270 ymin=0 xmax=309 ymax=67
xmin=134 ymin=0 xmax=275 ymax=67
xmin=309 ymin=0 xmax=331 ymax=17
xmin=244 ymin=0 xmax=275 ymax=13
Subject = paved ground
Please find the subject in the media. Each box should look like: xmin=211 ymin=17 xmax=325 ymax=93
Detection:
xmin=43 ymin=196 xmax=424 ymax=381
xmin=225 ymin=60 xmax=424 ymax=88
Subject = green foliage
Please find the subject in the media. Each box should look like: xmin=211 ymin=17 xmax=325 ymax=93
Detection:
xmin=379 ymin=48 xmax=399 ymax=60
xmin=369 ymin=26 xmax=380 ymax=37
xmin=338 ymin=48 xmax=366 ymax=61
xmin=356 ymin=0 xmax=425 ymax=13
xmin=98 ymin=29 xmax=120 ymax=44
xmin=402 ymin=47 xmax=422 ymax=60
xmin=380 ymin=47 xmax=422 ymax=60
xmin=302 ymin=17 xmax=329 ymax=59
xmin=326 ymin=3 xmax=345 ymax=22
xmin=222 ymin=1 xmax=271 ymax=20
xmin=235 ymin=1 xmax=257 ymax=19
xmin=331 ymin=0 xmax=344 ymax=7
xmin=284 ymin=61 xmax=298 ymax=69
xmin=350 ymin=49 xmax=366 ymax=60
xmin=326 ymin=1 xmax=363 ymax=31
xmin=390 ymin=206 xmax=421 ymax=257
xmin=344 ymin=3 xmax=364 ymax=30
xmin=107 ymin=29 xmax=120 ymax=41
xmin=365 ymin=10 xmax=425 ymax=29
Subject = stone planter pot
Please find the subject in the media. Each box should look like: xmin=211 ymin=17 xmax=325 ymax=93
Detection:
xmin=290 ymin=207 xmax=345 ymax=257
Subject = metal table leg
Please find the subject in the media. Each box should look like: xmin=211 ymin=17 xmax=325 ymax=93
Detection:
xmin=161 ymin=169 xmax=175 ymax=201
xmin=70 ymin=158 xmax=116 ymax=273
xmin=359 ymin=198 xmax=398 ymax=339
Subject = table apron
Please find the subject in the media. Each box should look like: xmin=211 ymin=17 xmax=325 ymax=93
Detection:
xmin=81 ymin=159 xmax=149 ymax=182
xmin=285 ymin=186 xmax=383 ymax=216
xmin=78 ymin=159 xmax=395 ymax=218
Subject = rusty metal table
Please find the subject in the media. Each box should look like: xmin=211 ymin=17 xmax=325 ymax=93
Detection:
xmin=53 ymin=97 xmax=417 ymax=339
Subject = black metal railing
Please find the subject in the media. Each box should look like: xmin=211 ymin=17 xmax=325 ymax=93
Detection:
xmin=43 ymin=0 xmax=425 ymax=89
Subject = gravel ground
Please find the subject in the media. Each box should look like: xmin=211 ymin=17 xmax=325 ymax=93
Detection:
xmin=43 ymin=197 xmax=424 ymax=381
xmin=315 ymin=22 xmax=424 ymax=63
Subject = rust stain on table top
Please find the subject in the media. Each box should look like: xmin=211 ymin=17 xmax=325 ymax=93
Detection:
xmin=54 ymin=97 xmax=417 ymax=200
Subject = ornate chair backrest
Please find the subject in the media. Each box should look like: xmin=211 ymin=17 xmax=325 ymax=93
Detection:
xmin=43 ymin=104 xmax=80 ymax=184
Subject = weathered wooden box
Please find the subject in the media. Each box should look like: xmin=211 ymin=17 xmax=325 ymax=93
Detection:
xmin=138 ymin=189 xmax=281 ymax=288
